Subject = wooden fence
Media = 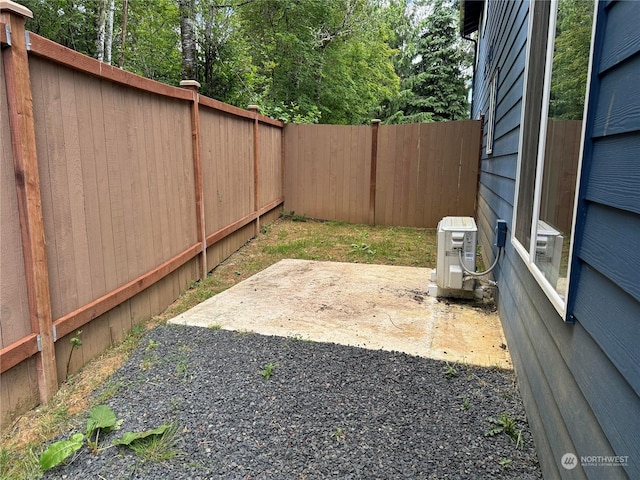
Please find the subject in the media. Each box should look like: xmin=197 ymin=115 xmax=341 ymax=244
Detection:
xmin=284 ymin=120 xmax=483 ymax=227
xmin=540 ymin=119 xmax=582 ymax=234
xmin=0 ymin=4 xmax=283 ymax=428
xmin=1 ymin=3 xmax=487 ymax=430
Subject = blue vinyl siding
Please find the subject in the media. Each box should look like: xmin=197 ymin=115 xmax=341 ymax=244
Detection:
xmin=567 ymin=0 xmax=640 ymax=472
xmin=472 ymin=0 xmax=640 ymax=478
xmin=586 ymin=133 xmax=640 ymax=214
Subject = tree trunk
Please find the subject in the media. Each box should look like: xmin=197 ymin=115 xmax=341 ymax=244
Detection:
xmin=96 ymin=0 xmax=108 ymax=62
xmin=119 ymin=0 xmax=128 ymax=68
xmin=105 ymin=0 xmax=115 ymax=64
xmin=179 ymin=0 xmax=197 ymax=80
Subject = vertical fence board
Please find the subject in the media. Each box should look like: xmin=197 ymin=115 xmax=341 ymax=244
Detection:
xmin=74 ymin=72 xmax=106 ymax=304
xmin=59 ymin=69 xmax=92 ymax=308
xmin=0 ymin=360 xmax=38 ymax=426
xmin=31 ymin=59 xmax=73 ymax=320
xmin=257 ymin=124 xmax=283 ymax=207
xmin=414 ymin=125 xmax=427 ymax=226
xmin=340 ymin=125 xmax=356 ymax=222
xmin=358 ymin=126 xmax=372 ymax=224
xmin=92 ymin=80 xmax=118 ymax=297
xmin=129 ymin=93 xmax=152 ymax=321
xmin=377 ymin=125 xmax=396 ymax=225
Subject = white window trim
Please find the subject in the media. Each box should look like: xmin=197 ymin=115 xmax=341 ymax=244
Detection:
xmin=511 ymin=0 xmax=598 ymax=320
xmin=486 ymin=69 xmax=498 ymax=155
xmin=482 ymin=0 xmax=489 ymax=38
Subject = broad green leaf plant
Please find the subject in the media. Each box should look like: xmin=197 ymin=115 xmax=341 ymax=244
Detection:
xmin=39 ymin=404 xmax=172 ymax=472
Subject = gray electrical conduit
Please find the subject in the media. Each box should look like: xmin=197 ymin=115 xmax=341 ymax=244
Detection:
xmin=458 ymin=247 xmax=503 ymax=277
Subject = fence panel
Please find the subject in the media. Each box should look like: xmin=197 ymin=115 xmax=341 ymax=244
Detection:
xmin=30 ymin=57 xmax=198 ymax=323
xmin=285 ymin=120 xmax=481 ymax=227
xmin=200 ymin=108 xmax=254 ymax=233
xmin=1 ymin=19 xmax=283 ymax=429
xmin=284 ymin=124 xmax=372 ymax=223
xmin=377 ymin=120 xmax=481 ymax=226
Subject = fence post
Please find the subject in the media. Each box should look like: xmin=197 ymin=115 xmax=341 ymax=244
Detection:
xmin=369 ymin=119 xmax=381 ymax=225
xmin=248 ymin=105 xmax=260 ymax=235
xmin=180 ymin=80 xmax=207 ymax=279
xmin=1 ymin=1 xmax=58 ymax=402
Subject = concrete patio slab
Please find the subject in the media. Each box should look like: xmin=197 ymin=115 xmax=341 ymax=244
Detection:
xmin=169 ymin=259 xmax=511 ymax=369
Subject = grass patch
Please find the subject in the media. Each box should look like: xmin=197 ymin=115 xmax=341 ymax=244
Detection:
xmin=128 ymin=423 xmax=180 ymax=462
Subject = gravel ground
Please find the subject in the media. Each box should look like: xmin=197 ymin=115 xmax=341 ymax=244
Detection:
xmin=44 ymin=325 xmax=541 ymax=479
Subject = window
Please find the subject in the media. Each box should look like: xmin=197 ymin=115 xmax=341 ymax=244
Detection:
xmin=486 ymin=69 xmax=498 ymax=155
xmin=512 ymin=0 xmax=595 ymax=317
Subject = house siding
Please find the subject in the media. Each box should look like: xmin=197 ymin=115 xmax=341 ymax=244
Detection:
xmin=473 ymin=1 xmax=639 ymax=478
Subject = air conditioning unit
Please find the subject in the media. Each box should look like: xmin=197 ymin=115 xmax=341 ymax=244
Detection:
xmin=428 ymin=216 xmax=477 ymax=298
xmin=536 ymin=220 xmax=563 ymax=288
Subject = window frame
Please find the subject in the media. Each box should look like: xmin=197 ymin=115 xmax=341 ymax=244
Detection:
xmin=511 ymin=0 xmax=598 ymax=320
xmin=486 ymin=68 xmax=498 ymax=155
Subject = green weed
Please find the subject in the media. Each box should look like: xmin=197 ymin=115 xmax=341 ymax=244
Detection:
xmin=122 ymin=423 xmax=179 ymax=462
xmin=331 ymin=427 xmax=346 ymax=442
xmin=95 ymin=379 xmax=124 ymax=404
xmin=39 ymin=405 xmax=173 ymax=471
xmin=485 ymin=413 xmax=524 ymax=448
xmin=443 ymin=362 xmax=459 ymax=378
xmin=259 ymin=363 xmax=276 ymax=380
xmin=66 ymin=330 xmax=83 ymax=378
xmin=176 ymin=357 xmax=191 ymax=381
xmin=281 ymin=211 xmax=308 ymax=222
xmin=350 ymin=243 xmax=376 ymax=255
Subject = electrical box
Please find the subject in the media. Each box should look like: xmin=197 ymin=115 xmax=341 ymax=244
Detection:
xmin=536 ymin=220 xmax=563 ymax=288
xmin=495 ymin=219 xmax=507 ymax=248
xmin=429 ymin=217 xmax=477 ymax=296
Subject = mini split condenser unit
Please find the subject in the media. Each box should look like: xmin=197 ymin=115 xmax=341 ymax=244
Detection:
xmin=428 ymin=216 xmax=477 ymax=297
xmin=536 ymin=220 xmax=563 ymax=289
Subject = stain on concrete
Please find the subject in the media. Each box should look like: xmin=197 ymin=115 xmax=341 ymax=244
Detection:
xmin=169 ymin=259 xmax=511 ymax=369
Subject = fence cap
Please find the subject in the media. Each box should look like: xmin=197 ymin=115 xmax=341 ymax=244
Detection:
xmin=179 ymin=80 xmax=201 ymax=88
xmin=0 ymin=1 xmax=33 ymax=18
xmin=247 ymin=105 xmax=260 ymax=111
xmin=371 ymin=119 xmax=381 ymax=124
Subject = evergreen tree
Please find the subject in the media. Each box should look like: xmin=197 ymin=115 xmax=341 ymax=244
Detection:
xmin=382 ymin=0 xmax=471 ymax=124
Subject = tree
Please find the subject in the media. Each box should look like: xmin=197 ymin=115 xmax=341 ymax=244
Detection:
xmin=549 ymin=0 xmax=594 ymax=120
xmin=381 ymin=0 xmax=471 ymax=123
xmin=23 ymin=0 xmax=100 ymax=57
xmin=114 ymin=0 xmax=181 ymax=84
xmin=195 ymin=1 xmax=259 ymax=105
xmin=178 ymin=0 xmax=197 ymax=80
xmin=239 ymin=0 xmax=399 ymax=124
